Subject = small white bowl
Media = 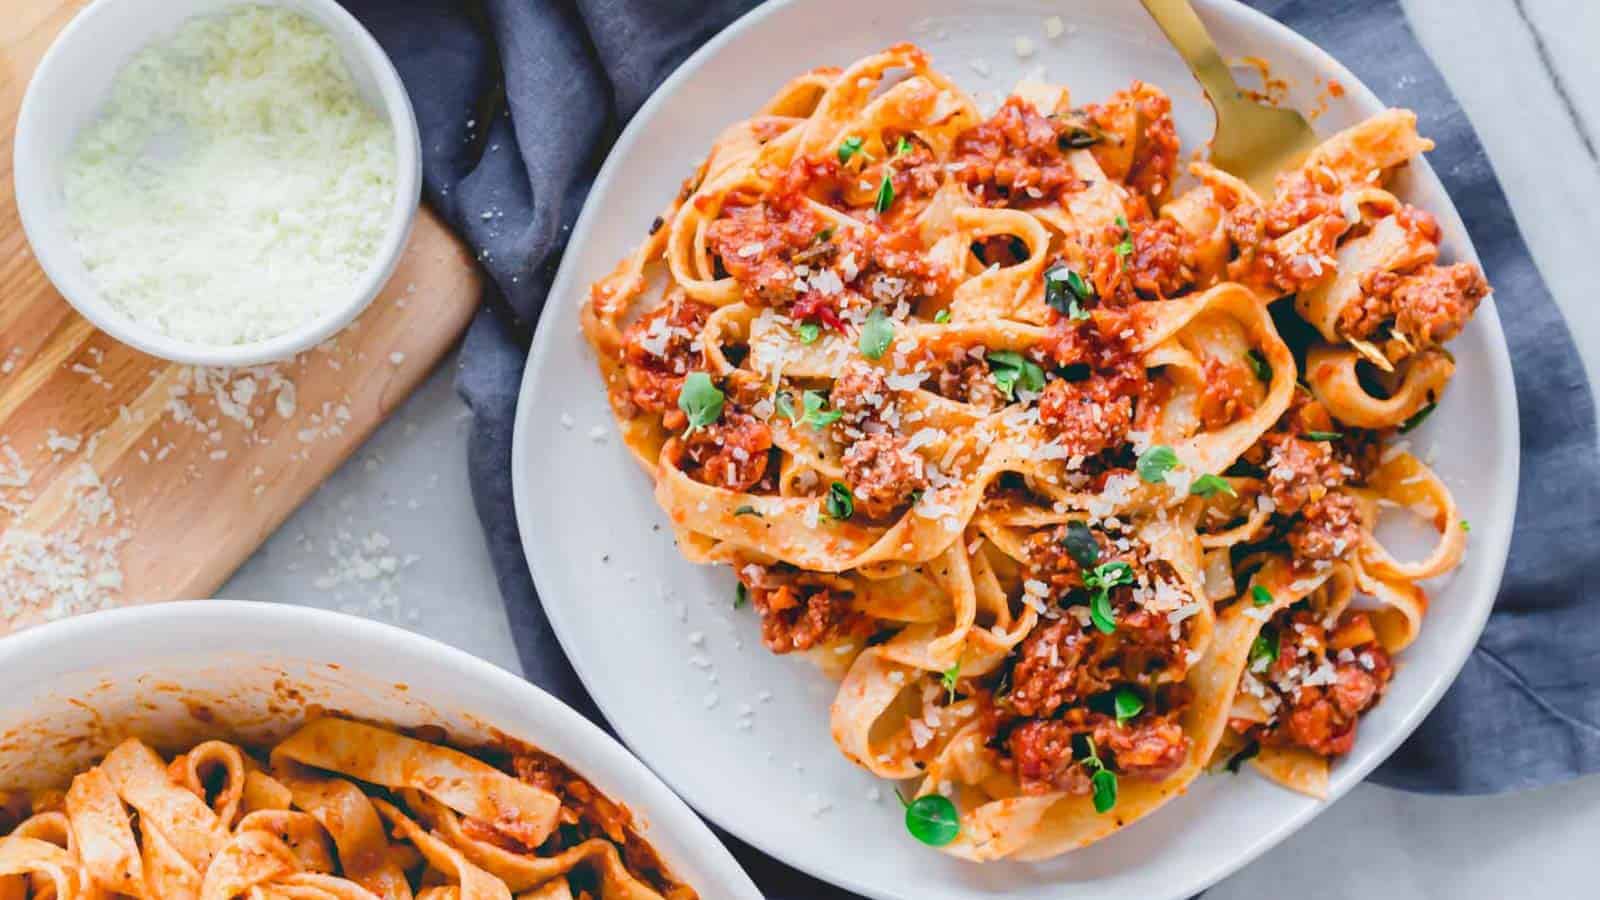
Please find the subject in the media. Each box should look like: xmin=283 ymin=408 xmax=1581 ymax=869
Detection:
xmin=0 ymin=600 xmax=763 ymax=898
xmin=13 ymin=0 xmax=422 ymax=367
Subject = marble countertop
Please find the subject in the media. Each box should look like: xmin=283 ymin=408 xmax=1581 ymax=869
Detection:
xmin=222 ymin=0 xmax=1600 ymax=895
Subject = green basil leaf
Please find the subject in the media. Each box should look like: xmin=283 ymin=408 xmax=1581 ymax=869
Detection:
xmin=1089 ymin=588 xmax=1117 ymax=634
xmin=875 ymin=171 xmax=895 ymax=213
xmin=734 ymin=582 xmax=748 ymax=608
xmin=859 ymin=307 xmax=894 ymax=360
xmin=1061 ymin=520 xmax=1100 ymax=567
xmin=1246 ymin=349 xmax=1271 ymax=383
xmin=1188 ymin=473 xmax=1236 ymax=498
xmin=1399 ymin=402 xmax=1436 ymax=433
xmin=734 ymin=505 xmax=763 ymax=518
xmin=1091 ymin=768 xmax=1118 ymax=813
xmin=1113 ymin=687 xmax=1143 ymax=724
xmin=1460 ymin=519 xmax=1471 ymax=533
xmin=904 ymin=793 xmax=960 ymax=846
xmin=896 ymin=135 xmax=912 ymax=155
xmin=1302 ymin=430 xmax=1343 ymax=441
xmin=837 ymin=135 xmax=864 ymax=163
xmin=1137 ymin=445 xmax=1179 ymax=484
xmin=826 ymin=481 xmax=855 ymax=520
xmin=1225 ymin=740 xmax=1260 ymax=774
xmin=934 ymin=309 xmax=951 ymax=324
xmin=1250 ymin=584 xmax=1273 ymax=607
xmin=941 ymin=662 xmax=961 ymax=702
xmin=797 ymin=321 xmax=821 ymax=344
xmin=677 ymin=372 xmax=723 ymax=431
xmin=774 ymin=391 xmax=797 ymax=423
xmin=1249 ymin=629 xmax=1279 ymax=668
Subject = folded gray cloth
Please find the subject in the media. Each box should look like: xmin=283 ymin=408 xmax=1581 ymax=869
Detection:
xmin=345 ymin=0 xmax=1600 ymax=893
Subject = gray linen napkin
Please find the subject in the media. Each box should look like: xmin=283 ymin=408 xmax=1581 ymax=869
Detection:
xmin=344 ymin=0 xmax=1600 ymax=893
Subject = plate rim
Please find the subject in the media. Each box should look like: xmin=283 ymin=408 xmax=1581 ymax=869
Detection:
xmin=511 ymin=1 xmax=1521 ymax=896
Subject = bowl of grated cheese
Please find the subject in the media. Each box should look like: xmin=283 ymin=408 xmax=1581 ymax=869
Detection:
xmin=13 ymin=0 xmax=421 ymax=367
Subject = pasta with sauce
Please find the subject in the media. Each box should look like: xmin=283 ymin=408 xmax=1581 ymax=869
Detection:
xmin=0 ymin=718 xmax=695 ymax=899
xmin=583 ymin=44 xmax=1484 ymax=860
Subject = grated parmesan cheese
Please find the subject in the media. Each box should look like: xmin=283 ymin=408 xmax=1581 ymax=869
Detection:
xmin=63 ymin=6 xmax=397 ymax=346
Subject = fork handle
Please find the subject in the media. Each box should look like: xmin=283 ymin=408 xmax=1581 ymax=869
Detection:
xmin=1139 ymin=0 xmax=1243 ymax=110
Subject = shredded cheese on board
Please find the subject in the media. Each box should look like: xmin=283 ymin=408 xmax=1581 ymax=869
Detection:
xmin=62 ymin=5 xmax=396 ymax=346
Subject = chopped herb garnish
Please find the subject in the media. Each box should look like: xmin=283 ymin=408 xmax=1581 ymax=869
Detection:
xmin=902 ymin=792 xmax=960 ymax=846
xmin=1249 ymin=629 xmax=1279 ymax=669
xmin=734 ymin=505 xmax=763 ymax=518
xmin=837 ymin=135 xmax=865 ymax=163
xmin=1137 ymin=445 xmax=1179 ymax=484
xmin=896 ymin=135 xmax=912 ymax=155
xmin=734 ymin=582 xmax=748 ymax=608
xmin=875 ymin=170 xmax=896 ymax=213
xmin=934 ymin=309 xmax=951 ymax=324
xmin=797 ymin=321 xmax=821 ymax=344
xmin=985 ymin=349 xmax=1046 ymax=400
xmin=1114 ymin=215 xmax=1133 ymax=259
xmin=1061 ymin=520 xmax=1100 ymax=567
xmin=677 ymin=372 xmax=723 ymax=432
xmin=1059 ymin=126 xmax=1103 ymax=149
xmin=825 ymin=481 xmax=855 ymax=520
xmin=1189 ymin=473 xmax=1236 ymax=498
xmin=1224 ymin=740 xmax=1260 ymax=774
xmin=1302 ymin=430 xmax=1344 ymax=441
xmin=774 ymin=391 xmax=796 ymax=422
xmin=941 ymin=662 xmax=961 ymax=702
xmin=859 ymin=307 xmax=894 ymax=359
xmin=1250 ymin=584 xmax=1273 ymax=607
xmin=817 ymin=226 xmax=835 ymax=243
xmin=799 ymin=389 xmax=843 ymax=430
xmin=1113 ymin=687 xmax=1143 ymax=724
xmin=1246 ymin=349 xmax=1271 ymax=383
xmin=1083 ymin=561 xmax=1134 ymax=634
xmin=1399 ymin=402 xmax=1436 ymax=433
xmin=1460 ymin=519 xmax=1471 ymax=533
xmin=1092 ymin=768 xmax=1118 ymax=813
xmin=1077 ymin=737 xmax=1119 ymax=814
xmin=1043 ymin=264 xmax=1094 ymax=320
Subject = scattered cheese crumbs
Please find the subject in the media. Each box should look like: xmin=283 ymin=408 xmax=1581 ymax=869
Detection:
xmin=0 ymin=463 xmax=130 ymax=625
xmin=1014 ymin=36 xmax=1036 ymax=58
xmin=62 ymin=6 xmax=397 ymax=346
xmin=1044 ymin=15 xmax=1065 ymax=38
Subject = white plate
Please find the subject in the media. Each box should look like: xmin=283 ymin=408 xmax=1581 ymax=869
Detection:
xmin=512 ymin=1 xmax=1519 ymax=897
xmin=0 ymin=602 xmax=762 ymax=900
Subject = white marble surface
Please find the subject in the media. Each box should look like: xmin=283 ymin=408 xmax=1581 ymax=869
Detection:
xmin=221 ymin=0 xmax=1600 ymax=896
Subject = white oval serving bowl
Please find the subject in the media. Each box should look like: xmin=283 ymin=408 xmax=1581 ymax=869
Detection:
xmin=0 ymin=600 xmax=763 ymax=899
xmin=510 ymin=0 xmax=1520 ymax=898
xmin=12 ymin=0 xmax=422 ymax=367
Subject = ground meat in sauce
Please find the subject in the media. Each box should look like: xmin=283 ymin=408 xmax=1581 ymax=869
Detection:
xmin=1006 ymin=708 xmax=1189 ymax=795
xmin=935 ymin=351 xmax=1008 ymax=410
xmin=951 ymin=97 xmax=1085 ymax=207
xmin=1260 ymin=432 xmax=1347 ymax=516
xmin=1389 ymin=262 xmax=1487 ymax=348
xmin=1196 ymin=357 xmax=1259 ymax=430
xmin=705 ymin=198 xmax=825 ymax=306
xmin=1244 ymin=612 xmax=1394 ymax=757
xmin=829 ymin=360 xmax=893 ymax=434
xmin=842 ymin=433 xmax=928 ymax=521
xmin=671 ymin=411 xmax=773 ymax=492
xmin=619 ymin=297 xmax=712 ymax=428
xmin=1086 ymin=82 xmax=1181 ymax=205
xmin=1125 ymin=217 xmax=1198 ymax=299
xmin=737 ymin=566 xmax=865 ymax=653
xmin=1287 ymin=492 xmax=1363 ymax=566
xmin=1037 ymin=375 xmax=1136 ymax=457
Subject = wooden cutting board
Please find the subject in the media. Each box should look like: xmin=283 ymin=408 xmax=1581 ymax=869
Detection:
xmin=0 ymin=0 xmax=481 ymax=632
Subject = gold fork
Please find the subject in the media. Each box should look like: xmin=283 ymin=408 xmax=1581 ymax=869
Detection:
xmin=1139 ymin=0 xmax=1319 ymax=197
